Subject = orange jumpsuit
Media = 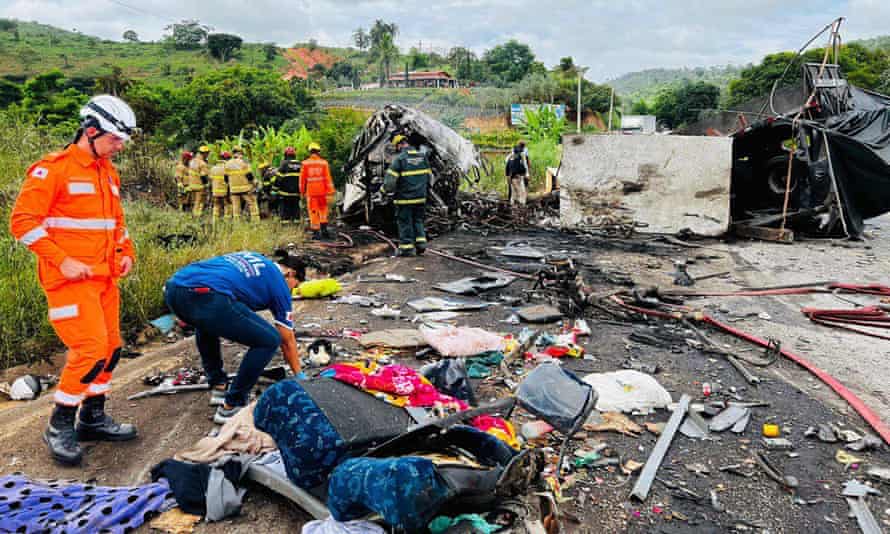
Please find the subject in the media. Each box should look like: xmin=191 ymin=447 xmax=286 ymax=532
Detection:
xmin=299 ymin=154 xmax=335 ymax=230
xmin=9 ymin=144 xmax=136 ymax=406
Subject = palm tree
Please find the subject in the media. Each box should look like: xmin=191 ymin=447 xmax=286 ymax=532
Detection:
xmin=377 ymin=33 xmax=397 ymax=88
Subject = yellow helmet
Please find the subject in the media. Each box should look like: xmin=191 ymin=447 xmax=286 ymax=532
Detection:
xmin=308 ymin=142 xmax=321 ymax=152
xmin=391 ymin=134 xmax=406 ymax=146
xmin=198 ymin=145 xmax=210 ymax=153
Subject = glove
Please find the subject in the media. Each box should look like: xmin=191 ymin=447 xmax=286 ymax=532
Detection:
xmin=371 ymin=191 xmax=383 ymax=203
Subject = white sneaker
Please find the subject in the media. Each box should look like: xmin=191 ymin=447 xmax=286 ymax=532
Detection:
xmin=213 ymin=405 xmax=242 ymax=425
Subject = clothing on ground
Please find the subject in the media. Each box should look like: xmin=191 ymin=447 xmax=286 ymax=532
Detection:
xmin=150 ymin=457 xmax=249 ymax=521
xmin=429 ymin=514 xmax=500 ymax=534
xmin=420 ymin=326 xmax=505 ymax=357
xmin=0 ymin=474 xmax=173 ymax=534
xmin=327 ymin=456 xmax=453 ymax=532
xmin=253 ymin=379 xmax=350 ymax=489
xmin=302 ymin=518 xmax=386 ymax=534
xmin=176 ymin=400 xmax=276 ymax=464
xmin=321 ymin=362 xmax=468 ymax=410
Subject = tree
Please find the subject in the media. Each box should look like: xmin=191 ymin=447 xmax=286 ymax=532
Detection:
xmin=376 ymin=32 xmax=398 ymax=87
xmin=448 ymin=47 xmax=483 ymax=82
xmin=654 ymin=81 xmax=720 ymax=128
xmin=122 ymin=30 xmax=138 ymax=42
xmin=558 ymin=56 xmax=578 ymax=77
xmin=483 ymin=40 xmax=537 ymax=86
xmin=163 ymin=19 xmax=211 ymax=50
xmin=263 ymin=43 xmax=277 ymax=62
xmin=630 ymin=100 xmax=651 ymax=114
xmin=880 ymin=67 xmax=890 ymax=95
xmin=352 ymin=28 xmax=369 ymax=51
xmin=20 ymin=70 xmax=85 ymax=127
xmin=175 ymin=66 xmax=313 ymax=145
xmin=369 ymin=19 xmax=398 ymax=49
xmin=408 ymin=47 xmax=430 ymax=70
xmin=94 ymin=65 xmax=133 ymax=96
xmin=207 ymin=33 xmax=243 ymax=61
xmin=515 ymin=73 xmax=558 ymax=103
xmin=0 ymin=19 xmax=17 ymax=33
xmin=0 ymin=79 xmax=22 ymax=108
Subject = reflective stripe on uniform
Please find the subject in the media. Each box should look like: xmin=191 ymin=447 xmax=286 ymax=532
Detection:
xmin=386 ymin=169 xmax=399 ymax=176
xmin=44 ymin=217 xmax=116 ymax=230
xmin=399 ymin=243 xmax=415 ymax=249
xmin=67 ymin=182 xmax=96 ymax=195
xmin=415 ymin=237 xmax=427 ymax=243
xmin=19 ymin=226 xmax=48 ymax=245
xmin=54 ymin=389 xmax=84 ymax=406
xmin=400 ymin=169 xmax=432 ymax=177
xmin=86 ymin=382 xmax=111 ymax=395
xmin=118 ymin=228 xmax=130 ymax=244
xmin=394 ymin=198 xmax=426 ymax=205
xmin=48 ymin=304 xmax=79 ymax=321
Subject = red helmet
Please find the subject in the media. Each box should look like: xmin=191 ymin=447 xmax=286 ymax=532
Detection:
xmin=220 ymin=151 xmax=232 ymax=160
xmin=182 ymin=151 xmax=193 ymax=161
xmin=284 ymin=146 xmax=296 ymax=157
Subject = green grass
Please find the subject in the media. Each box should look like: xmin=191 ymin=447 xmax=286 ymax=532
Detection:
xmin=0 ymin=110 xmax=307 ymax=368
xmin=0 ymin=21 xmax=289 ymax=84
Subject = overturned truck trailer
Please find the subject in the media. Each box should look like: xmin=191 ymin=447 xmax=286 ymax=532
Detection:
xmin=341 ymin=105 xmax=487 ymax=225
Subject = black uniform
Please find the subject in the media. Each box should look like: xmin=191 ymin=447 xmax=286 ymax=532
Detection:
xmin=384 ymin=147 xmax=431 ymax=256
xmin=275 ymin=158 xmax=302 ymax=223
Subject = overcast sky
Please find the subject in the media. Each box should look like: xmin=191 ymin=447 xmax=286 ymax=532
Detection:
xmin=1 ymin=0 xmax=888 ymax=81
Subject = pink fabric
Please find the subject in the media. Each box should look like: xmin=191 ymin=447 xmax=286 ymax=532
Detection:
xmin=326 ymin=363 xmax=468 ymax=409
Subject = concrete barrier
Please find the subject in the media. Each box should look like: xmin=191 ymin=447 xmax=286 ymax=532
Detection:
xmin=559 ymin=134 xmax=733 ymax=236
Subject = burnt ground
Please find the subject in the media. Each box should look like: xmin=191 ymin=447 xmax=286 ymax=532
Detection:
xmin=2 ymin=224 xmax=890 ymax=533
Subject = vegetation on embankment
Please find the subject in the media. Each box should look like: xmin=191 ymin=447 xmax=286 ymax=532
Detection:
xmin=0 ymin=111 xmax=309 ymax=369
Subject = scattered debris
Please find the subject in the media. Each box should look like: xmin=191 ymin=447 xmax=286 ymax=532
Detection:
xmin=709 ymin=406 xmax=750 ymax=433
xmin=630 ymin=394 xmax=690 ymax=501
xmin=517 ymin=305 xmax=563 ymax=324
xmin=842 ymin=480 xmax=883 ymax=534
xmin=584 ymin=412 xmax=643 ymax=437
xmin=435 ymin=273 xmax=515 ymax=295
xmin=583 ymin=370 xmax=672 ymax=414
xmin=405 ymin=296 xmax=492 ymax=313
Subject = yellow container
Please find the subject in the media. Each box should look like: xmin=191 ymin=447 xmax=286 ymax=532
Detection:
xmin=762 ymin=424 xmax=780 ymax=438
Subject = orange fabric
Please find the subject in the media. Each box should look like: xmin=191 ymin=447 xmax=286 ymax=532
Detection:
xmin=9 ymin=144 xmax=136 ymax=291
xmin=9 ymin=144 xmax=134 ymax=406
xmin=299 ymin=154 xmax=334 ymax=197
xmin=307 ymin=195 xmax=329 ymax=230
xmin=46 ymin=278 xmax=121 ymax=405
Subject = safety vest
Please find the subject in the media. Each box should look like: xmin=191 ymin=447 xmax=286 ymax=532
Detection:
xmin=299 ymin=154 xmax=334 ymax=197
xmin=9 ymin=143 xmax=136 ymax=290
xmin=187 ymin=157 xmax=208 ymax=191
xmin=209 ymin=163 xmax=228 ymax=197
xmin=276 ymin=158 xmax=301 ymax=196
xmin=384 ymin=148 xmax=431 ymax=205
xmin=225 ymin=157 xmax=252 ymax=194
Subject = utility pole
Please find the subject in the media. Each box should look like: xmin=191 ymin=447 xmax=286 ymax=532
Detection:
xmin=576 ymin=67 xmax=589 ymax=134
xmin=607 ymin=87 xmax=615 ymax=133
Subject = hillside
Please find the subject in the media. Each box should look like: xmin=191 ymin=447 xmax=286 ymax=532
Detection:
xmin=0 ymin=20 xmax=291 ymax=84
xmin=854 ymin=35 xmax=890 ymax=52
xmin=607 ymin=65 xmax=743 ymax=105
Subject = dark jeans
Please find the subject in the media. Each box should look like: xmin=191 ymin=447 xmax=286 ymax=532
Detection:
xmin=279 ymin=195 xmax=300 ymax=222
xmin=395 ymin=204 xmax=427 ymax=253
xmin=164 ymin=283 xmax=281 ymax=407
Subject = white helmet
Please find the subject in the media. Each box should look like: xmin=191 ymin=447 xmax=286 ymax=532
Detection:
xmin=80 ymin=95 xmax=138 ymax=141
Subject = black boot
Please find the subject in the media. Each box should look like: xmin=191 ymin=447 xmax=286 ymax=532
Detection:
xmin=76 ymin=395 xmax=138 ymax=442
xmin=44 ymin=404 xmax=82 ymax=465
xmin=320 ymin=223 xmax=330 ymax=240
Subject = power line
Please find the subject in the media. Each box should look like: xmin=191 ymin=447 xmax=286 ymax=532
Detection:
xmin=105 ymin=0 xmax=175 ymax=23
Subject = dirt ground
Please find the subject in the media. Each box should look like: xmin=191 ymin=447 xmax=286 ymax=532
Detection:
xmin=2 ymin=219 xmax=890 ymax=533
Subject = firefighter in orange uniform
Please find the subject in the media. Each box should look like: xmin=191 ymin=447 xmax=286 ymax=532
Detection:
xmin=9 ymin=95 xmax=139 ymax=465
xmin=299 ymin=142 xmax=335 ymax=239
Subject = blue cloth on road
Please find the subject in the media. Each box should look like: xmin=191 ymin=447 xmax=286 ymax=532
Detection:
xmin=327 ymin=456 xmax=453 ymax=532
xmin=0 ymin=474 xmax=172 ymax=534
xmin=167 ymin=251 xmax=293 ymax=329
xmin=253 ymin=379 xmax=350 ymax=489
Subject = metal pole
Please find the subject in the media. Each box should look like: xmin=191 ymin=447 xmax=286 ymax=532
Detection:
xmin=576 ymin=72 xmax=582 ymax=133
xmin=608 ymin=87 xmax=614 ymax=133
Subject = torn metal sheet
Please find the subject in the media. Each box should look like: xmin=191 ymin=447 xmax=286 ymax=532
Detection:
xmin=517 ymin=304 xmax=563 ymax=324
xmin=709 ymin=406 xmax=750 ymax=432
xmin=405 ymin=296 xmax=492 ymax=313
xmin=559 ymin=134 xmax=732 ymax=236
xmin=679 ymin=410 xmax=711 ymax=440
xmin=731 ymin=410 xmax=751 ymax=434
xmin=434 ymin=273 xmax=516 ymax=295
xmin=842 ymin=481 xmax=883 ymax=534
xmin=493 ymin=242 xmax=548 ymax=260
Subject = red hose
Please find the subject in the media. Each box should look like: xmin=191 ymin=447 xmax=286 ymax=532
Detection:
xmin=610 ymin=294 xmax=890 ymax=445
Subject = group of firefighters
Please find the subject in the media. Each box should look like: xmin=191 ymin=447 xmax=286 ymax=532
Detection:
xmin=174 ymin=142 xmax=337 ymax=239
xmin=8 ymin=94 xmax=434 ymax=465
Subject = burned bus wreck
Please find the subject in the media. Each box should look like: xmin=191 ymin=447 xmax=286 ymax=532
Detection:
xmin=731 ymin=64 xmax=890 ymax=239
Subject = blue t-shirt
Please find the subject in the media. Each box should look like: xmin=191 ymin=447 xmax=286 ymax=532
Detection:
xmin=168 ymin=251 xmax=293 ymax=329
